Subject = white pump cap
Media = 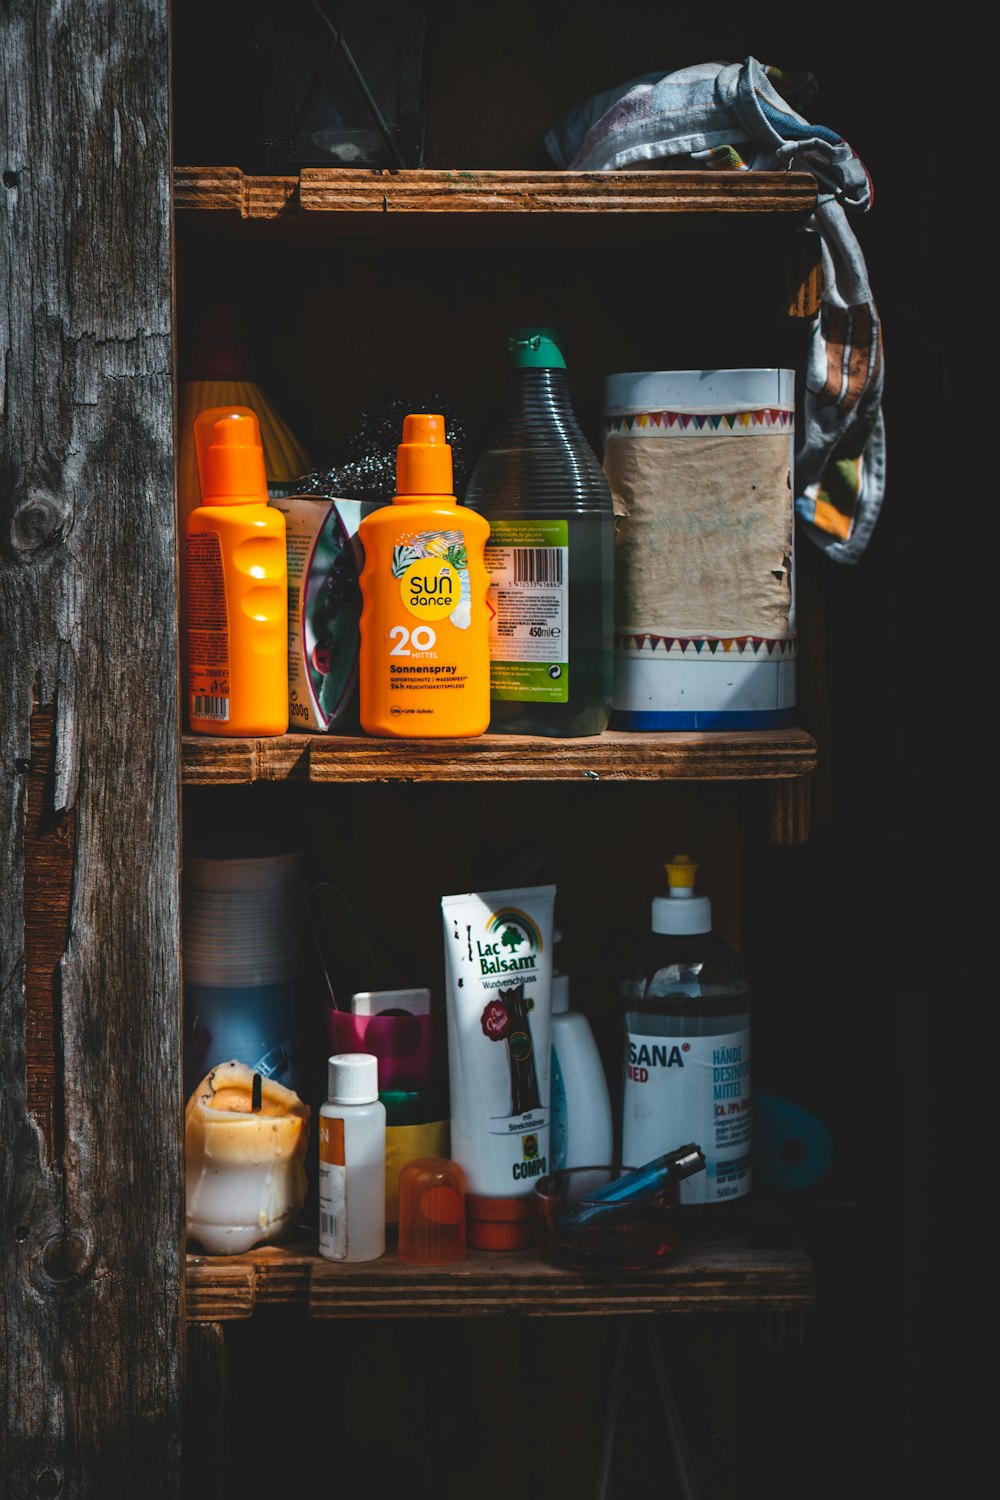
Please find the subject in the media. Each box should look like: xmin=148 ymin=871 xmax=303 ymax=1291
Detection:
xmin=651 ymin=854 xmax=712 ymax=935
xmin=327 ymin=1052 xmax=379 ymax=1104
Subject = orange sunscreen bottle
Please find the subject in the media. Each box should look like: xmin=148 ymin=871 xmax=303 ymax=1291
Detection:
xmin=358 ymin=414 xmax=491 ymax=738
xmin=186 ymin=406 xmax=289 ymax=736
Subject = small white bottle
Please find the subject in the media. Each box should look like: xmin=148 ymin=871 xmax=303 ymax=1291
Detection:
xmin=318 ymin=1052 xmax=386 ymax=1263
xmin=550 ymin=957 xmax=614 ymax=1170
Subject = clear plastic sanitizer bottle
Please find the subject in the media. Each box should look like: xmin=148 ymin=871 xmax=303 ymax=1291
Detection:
xmin=617 ymin=856 xmax=752 ymax=1238
xmin=463 ymin=327 xmax=615 ymax=736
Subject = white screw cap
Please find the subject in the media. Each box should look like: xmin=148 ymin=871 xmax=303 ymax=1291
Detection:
xmin=328 ymin=1052 xmax=379 ymax=1104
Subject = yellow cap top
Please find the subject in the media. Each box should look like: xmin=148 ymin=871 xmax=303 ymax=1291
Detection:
xmin=395 ymin=413 xmax=454 ymax=499
xmin=664 ymin=854 xmax=698 ymax=892
xmin=193 ymin=405 xmax=268 ymax=505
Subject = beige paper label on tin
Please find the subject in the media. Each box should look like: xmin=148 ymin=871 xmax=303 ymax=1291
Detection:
xmin=605 ymin=433 xmax=793 ymax=637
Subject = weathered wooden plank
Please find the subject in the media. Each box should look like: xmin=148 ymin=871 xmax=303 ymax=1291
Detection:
xmin=185 ymin=1241 xmax=815 ymax=1321
xmin=184 ymin=1266 xmax=258 ymax=1323
xmin=769 ymin=777 xmax=813 ymax=845
xmin=173 ymin=166 xmax=818 ymax=220
xmin=180 ymin=728 xmax=818 ymax=785
xmin=22 ymin=706 xmax=75 ymax=1160
xmin=178 ymin=728 xmax=820 ymax=783
xmin=174 ymin=164 xmax=251 ymax=213
xmin=1 ymin=4 xmax=182 ymax=1496
xmin=784 ymin=225 xmax=824 ymax=318
xmin=184 ymin=1246 xmax=313 ymax=1320
xmin=298 ymin=167 xmax=818 ymax=215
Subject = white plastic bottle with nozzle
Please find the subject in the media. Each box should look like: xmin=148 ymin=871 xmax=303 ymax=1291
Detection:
xmin=550 ymin=947 xmax=614 ymax=1171
xmin=318 ymin=1053 xmax=386 ymax=1263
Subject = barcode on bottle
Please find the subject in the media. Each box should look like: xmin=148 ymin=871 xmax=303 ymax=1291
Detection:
xmin=513 ymin=548 xmax=563 ymax=585
xmin=191 ymin=695 xmax=230 ymax=722
xmin=321 ymin=1212 xmax=334 ymax=1237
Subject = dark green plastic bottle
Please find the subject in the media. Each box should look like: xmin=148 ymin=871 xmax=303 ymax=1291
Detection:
xmin=463 ymin=328 xmax=614 ymax=736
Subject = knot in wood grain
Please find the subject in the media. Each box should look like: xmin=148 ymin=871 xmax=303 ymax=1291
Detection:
xmin=43 ymin=1230 xmax=93 ymax=1284
xmin=10 ymin=493 xmax=68 ymax=554
xmin=33 ymin=1471 xmax=62 ymax=1497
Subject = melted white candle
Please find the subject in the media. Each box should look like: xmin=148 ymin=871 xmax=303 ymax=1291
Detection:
xmin=185 ymin=1060 xmax=310 ymax=1255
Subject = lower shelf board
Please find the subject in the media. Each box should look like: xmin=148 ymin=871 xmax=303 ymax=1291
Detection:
xmin=185 ymin=1234 xmax=816 ymax=1321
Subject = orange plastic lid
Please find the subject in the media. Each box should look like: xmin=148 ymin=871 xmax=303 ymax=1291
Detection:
xmin=466 ymin=1192 xmax=537 ymax=1223
xmin=394 ymin=413 xmax=453 ymax=498
xmin=466 ymin=1216 xmax=537 ymax=1251
xmin=193 ymin=405 xmax=268 ymax=505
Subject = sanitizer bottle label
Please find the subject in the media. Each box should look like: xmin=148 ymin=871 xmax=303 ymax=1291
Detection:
xmin=318 ymin=1114 xmax=347 ymax=1259
xmin=483 ymin=519 xmax=569 ymax=702
xmin=622 ymin=1026 xmax=751 ymax=1204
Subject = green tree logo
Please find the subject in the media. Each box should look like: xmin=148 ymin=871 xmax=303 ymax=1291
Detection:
xmin=500 ymin=925 xmax=524 ymax=954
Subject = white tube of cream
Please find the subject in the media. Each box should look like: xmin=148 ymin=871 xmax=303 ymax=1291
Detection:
xmin=441 ymin=884 xmax=556 ymax=1199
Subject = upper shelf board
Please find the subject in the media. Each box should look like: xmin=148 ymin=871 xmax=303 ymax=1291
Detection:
xmin=174 ymin=165 xmax=819 ymax=222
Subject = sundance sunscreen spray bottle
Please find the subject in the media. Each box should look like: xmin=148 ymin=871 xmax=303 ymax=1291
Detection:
xmin=357 ymin=413 xmax=491 ymax=737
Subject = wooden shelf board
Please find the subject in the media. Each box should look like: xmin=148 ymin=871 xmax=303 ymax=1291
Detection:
xmin=174 ymin=166 xmax=818 ymax=221
xmin=181 ymin=727 xmax=817 ymax=786
xmin=186 ymin=1235 xmax=815 ymax=1322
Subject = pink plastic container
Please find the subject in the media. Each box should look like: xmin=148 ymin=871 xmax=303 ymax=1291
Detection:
xmin=323 ymin=1003 xmax=445 ymax=1092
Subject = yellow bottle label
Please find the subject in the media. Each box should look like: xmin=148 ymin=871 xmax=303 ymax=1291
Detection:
xmin=359 ymin=508 xmax=492 ymax=738
xmin=384 ymin=1119 xmax=450 ymax=1224
xmin=384 ymin=530 xmax=479 ymax=720
xmin=400 ymin=555 xmax=461 ymax=620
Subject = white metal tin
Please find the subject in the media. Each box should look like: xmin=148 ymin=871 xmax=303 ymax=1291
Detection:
xmin=603 ymin=369 xmax=796 ymax=729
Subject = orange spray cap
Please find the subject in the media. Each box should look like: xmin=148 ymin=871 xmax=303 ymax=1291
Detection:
xmin=193 ymin=405 xmax=269 ymax=505
xmin=395 ymin=413 xmax=453 ymax=499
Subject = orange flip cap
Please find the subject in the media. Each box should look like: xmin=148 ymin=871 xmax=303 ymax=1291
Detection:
xmin=194 ymin=405 xmax=269 ymax=504
xmin=395 ymin=412 xmax=453 ymax=497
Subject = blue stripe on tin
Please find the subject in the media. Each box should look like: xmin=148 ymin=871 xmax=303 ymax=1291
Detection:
xmin=610 ymin=707 xmax=798 ymax=730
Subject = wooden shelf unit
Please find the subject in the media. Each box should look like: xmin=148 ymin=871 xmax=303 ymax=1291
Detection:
xmin=174 ymin=159 xmax=823 ymax=1320
xmin=176 ymin=158 xmax=820 ymax=1307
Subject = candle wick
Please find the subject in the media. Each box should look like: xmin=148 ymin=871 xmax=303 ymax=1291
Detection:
xmin=252 ymin=1072 xmax=262 ymax=1113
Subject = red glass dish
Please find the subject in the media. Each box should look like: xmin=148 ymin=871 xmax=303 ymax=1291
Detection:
xmin=534 ymin=1166 xmax=680 ymax=1270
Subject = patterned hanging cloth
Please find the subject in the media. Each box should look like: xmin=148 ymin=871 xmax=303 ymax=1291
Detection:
xmin=544 ymin=57 xmax=885 ymax=564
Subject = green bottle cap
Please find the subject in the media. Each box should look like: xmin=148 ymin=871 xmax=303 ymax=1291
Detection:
xmin=506 ymin=327 xmax=567 ymax=369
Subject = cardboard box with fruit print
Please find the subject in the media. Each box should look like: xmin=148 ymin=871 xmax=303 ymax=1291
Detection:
xmin=269 ymin=493 xmax=380 ymax=732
